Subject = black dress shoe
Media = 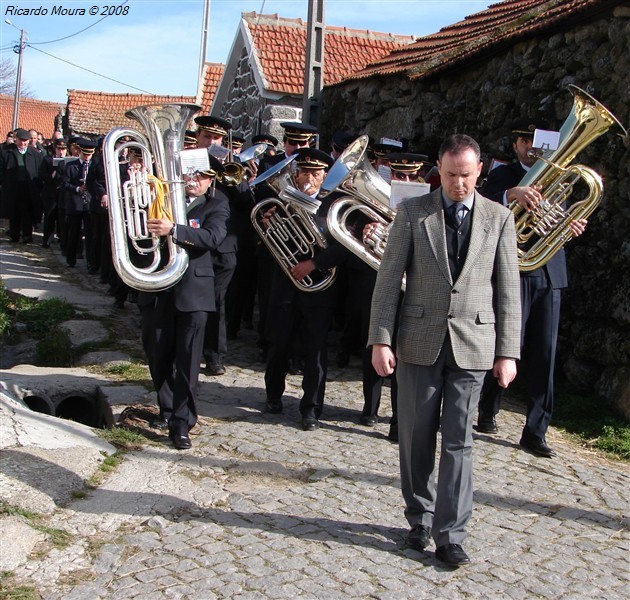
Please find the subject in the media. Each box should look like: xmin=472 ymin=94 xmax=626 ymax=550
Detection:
xmin=265 ymin=398 xmax=283 ymax=414
xmin=359 ymin=414 xmax=378 ymax=427
xmin=170 ymin=432 xmax=192 ymax=450
xmin=288 ymin=358 xmax=304 ymax=375
xmin=435 ymin=544 xmax=470 ymax=566
xmin=519 ymin=437 xmax=556 ymax=458
xmin=476 ymin=416 xmax=498 ymax=434
xmin=406 ymin=524 xmax=431 ymax=551
xmin=150 ymin=417 xmax=168 ymax=430
xmin=388 ymin=423 xmax=399 ymax=443
xmin=301 ymin=417 xmax=320 ymax=431
xmin=206 ymin=363 xmax=226 ymax=376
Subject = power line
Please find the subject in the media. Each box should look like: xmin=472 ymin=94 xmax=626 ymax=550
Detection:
xmin=27 ymin=45 xmax=156 ymax=95
xmin=27 ymin=0 xmax=130 ymax=45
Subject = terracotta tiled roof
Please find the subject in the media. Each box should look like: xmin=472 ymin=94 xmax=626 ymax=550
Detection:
xmin=345 ymin=0 xmax=617 ymax=82
xmin=243 ymin=13 xmax=415 ymax=95
xmin=66 ymin=90 xmax=198 ymax=136
xmin=0 ymin=94 xmax=64 ymax=138
xmin=198 ymin=62 xmax=225 ymax=112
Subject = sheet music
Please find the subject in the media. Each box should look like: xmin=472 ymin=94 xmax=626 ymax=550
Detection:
xmin=390 ymin=180 xmax=431 ymax=209
xmin=533 ymin=129 xmax=561 ymax=153
xmin=180 ymin=148 xmax=210 ymax=176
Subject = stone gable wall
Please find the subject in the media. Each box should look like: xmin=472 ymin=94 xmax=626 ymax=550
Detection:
xmin=321 ymin=8 xmax=630 ymax=418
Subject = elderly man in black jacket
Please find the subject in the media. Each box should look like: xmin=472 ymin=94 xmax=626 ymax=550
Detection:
xmin=0 ymin=128 xmax=45 ymax=243
xmin=137 ymin=155 xmax=230 ymax=450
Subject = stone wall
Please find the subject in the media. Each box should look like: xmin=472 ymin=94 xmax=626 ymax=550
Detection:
xmin=322 ymin=7 xmax=630 ymax=418
xmin=218 ymin=47 xmax=303 ymax=144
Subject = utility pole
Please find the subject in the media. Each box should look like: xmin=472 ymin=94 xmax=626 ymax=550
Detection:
xmin=302 ymin=0 xmax=325 ymax=136
xmin=5 ymin=20 xmax=26 ymax=130
xmin=197 ymin=0 xmax=211 ymax=102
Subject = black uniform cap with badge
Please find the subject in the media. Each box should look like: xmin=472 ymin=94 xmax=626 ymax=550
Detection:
xmin=372 ymin=142 xmax=404 ymax=161
xmin=280 ymin=122 xmax=318 ymax=145
xmin=252 ymin=133 xmax=279 ymax=149
xmin=294 ymin=147 xmax=334 ymax=171
xmin=388 ymin=152 xmax=428 ymax=180
xmin=194 ymin=116 xmax=232 ymax=137
xmin=53 ymin=138 xmax=68 ymax=150
xmin=510 ymin=117 xmax=550 ymax=141
xmin=331 ymin=131 xmax=355 ymax=154
xmin=230 ymin=134 xmax=245 ymax=150
xmin=76 ymin=138 xmax=97 ymax=156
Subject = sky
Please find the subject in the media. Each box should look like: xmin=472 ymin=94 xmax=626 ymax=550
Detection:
xmin=1 ymin=0 xmax=493 ymax=104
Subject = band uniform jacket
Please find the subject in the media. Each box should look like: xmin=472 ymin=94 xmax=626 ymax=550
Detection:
xmin=368 ymin=188 xmax=521 ymax=371
xmin=481 ymin=161 xmax=568 ymax=289
xmin=62 ymin=158 xmax=92 ymax=215
xmin=137 ymin=190 xmax=230 ymax=312
xmin=0 ymin=144 xmax=44 ymax=219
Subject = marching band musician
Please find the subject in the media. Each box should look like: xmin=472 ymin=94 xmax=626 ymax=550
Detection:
xmin=41 ymin=138 xmax=68 ymax=248
xmin=194 ymin=115 xmax=231 ymax=149
xmin=138 ymin=155 xmax=230 ymax=450
xmin=262 ymin=147 xmax=350 ymax=431
xmin=255 ymin=122 xmax=319 ymax=363
xmin=61 ymin=138 xmax=97 ymax=268
xmin=476 ymin=118 xmax=587 ymax=458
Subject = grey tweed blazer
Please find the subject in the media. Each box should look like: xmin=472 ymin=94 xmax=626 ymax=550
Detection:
xmin=367 ymin=188 xmax=521 ymax=370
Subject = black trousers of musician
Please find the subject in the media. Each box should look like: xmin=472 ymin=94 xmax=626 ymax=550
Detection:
xmin=264 ymin=297 xmax=333 ymax=419
xmin=255 ymin=246 xmax=275 ymax=354
xmin=42 ymin=201 xmax=59 ymax=247
xmin=479 ymin=272 xmax=561 ymax=443
xmin=65 ymin=212 xmax=91 ymax=267
xmin=140 ymin=292 xmax=208 ymax=436
xmin=204 ymin=252 xmax=236 ymax=366
xmin=89 ymin=212 xmax=110 ymax=275
xmin=226 ymin=245 xmax=258 ymax=337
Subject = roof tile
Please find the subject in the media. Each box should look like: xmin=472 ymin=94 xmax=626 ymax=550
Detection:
xmin=0 ymin=95 xmax=64 ymax=137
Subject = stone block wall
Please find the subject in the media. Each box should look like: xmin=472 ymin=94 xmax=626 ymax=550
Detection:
xmin=322 ymin=7 xmax=630 ymax=418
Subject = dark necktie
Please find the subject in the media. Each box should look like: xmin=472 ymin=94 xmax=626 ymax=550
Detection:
xmin=449 ymin=203 xmax=468 ymax=226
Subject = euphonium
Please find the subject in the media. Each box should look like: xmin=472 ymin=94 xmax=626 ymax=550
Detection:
xmin=250 ymin=155 xmax=336 ymax=292
xmin=511 ymin=85 xmax=627 ymax=271
xmin=321 ymin=135 xmax=396 ymax=274
xmin=103 ymin=103 xmax=201 ymax=291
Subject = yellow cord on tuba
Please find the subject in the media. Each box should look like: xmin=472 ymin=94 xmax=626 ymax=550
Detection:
xmin=146 ymin=175 xmax=173 ymax=222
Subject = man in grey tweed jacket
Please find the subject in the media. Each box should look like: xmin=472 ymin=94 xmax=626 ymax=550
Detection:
xmin=368 ymin=134 xmax=521 ymax=567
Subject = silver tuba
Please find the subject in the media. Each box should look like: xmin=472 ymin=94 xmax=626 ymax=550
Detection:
xmin=250 ymin=154 xmax=336 ymax=292
xmin=321 ymin=135 xmax=396 ymax=273
xmin=511 ymin=85 xmax=627 ymax=271
xmin=103 ymin=103 xmax=201 ymax=291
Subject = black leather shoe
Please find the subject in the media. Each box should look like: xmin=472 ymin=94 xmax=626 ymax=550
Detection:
xmin=302 ymin=417 xmax=320 ymax=431
xmin=170 ymin=432 xmax=192 ymax=450
xmin=206 ymin=363 xmax=226 ymax=376
xmin=265 ymin=398 xmax=283 ymax=414
xmin=406 ymin=524 xmax=431 ymax=551
xmin=359 ymin=415 xmax=378 ymax=427
xmin=288 ymin=358 xmax=304 ymax=375
xmin=476 ymin=416 xmax=498 ymax=434
xmin=519 ymin=437 xmax=555 ymax=458
xmin=150 ymin=417 xmax=168 ymax=430
xmin=388 ymin=423 xmax=399 ymax=443
xmin=435 ymin=544 xmax=470 ymax=566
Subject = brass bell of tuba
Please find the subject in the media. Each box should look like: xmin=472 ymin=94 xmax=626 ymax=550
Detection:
xmin=321 ymin=135 xmax=399 ymax=277
xmin=250 ymin=154 xmax=336 ymax=292
xmin=103 ymin=103 xmax=201 ymax=291
xmin=511 ymin=85 xmax=627 ymax=272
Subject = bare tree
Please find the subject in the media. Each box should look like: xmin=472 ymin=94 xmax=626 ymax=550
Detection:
xmin=0 ymin=57 xmax=34 ymax=98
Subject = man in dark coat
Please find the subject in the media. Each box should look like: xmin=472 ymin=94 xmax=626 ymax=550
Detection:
xmin=137 ymin=155 xmax=230 ymax=450
xmin=0 ymin=128 xmax=45 ymax=243
xmin=477 ymin=118 xmax=587 ymax=458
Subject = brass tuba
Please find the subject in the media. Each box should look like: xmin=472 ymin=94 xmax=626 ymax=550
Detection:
xmin=321 ymin=135 xmax=396 ymax=274
xmin=511 ymin=85 xmax=627 ymax=271
xmin=103 ymin=103 xmax=201 ymax=291
xmin=250 ymin=155 xmax=336 ymax=292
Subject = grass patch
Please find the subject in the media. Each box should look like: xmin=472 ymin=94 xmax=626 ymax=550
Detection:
xmin=35 ymin=325 xmax=74 ymax=367
xmin=102 ymin=362 xmax=151 ymax=384
xmin=0 ymin=501 xmax=73 ymax=550
xmin=0 ymin=572 xmax=39 ymax=600
xmin=98 ymin=427 xmax=151 ymax=450
xmin=553 ymin=385 xmax=630 ymax=460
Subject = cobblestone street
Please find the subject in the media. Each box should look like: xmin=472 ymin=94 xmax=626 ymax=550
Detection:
xmin=1 ymin=240 xmax=629 ymax=599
